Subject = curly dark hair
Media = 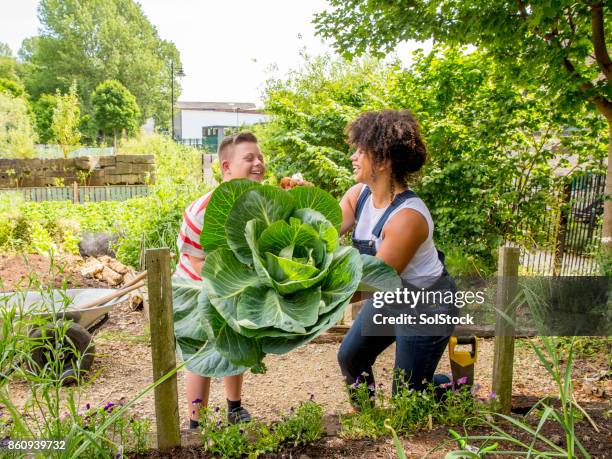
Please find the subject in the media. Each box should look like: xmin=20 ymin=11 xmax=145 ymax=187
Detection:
xmin=345 ymin=109 xmax=427 ymax=185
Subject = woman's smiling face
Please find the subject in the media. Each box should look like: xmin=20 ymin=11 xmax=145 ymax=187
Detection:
xmin=350 ymin=147 xmax=374 ymax=183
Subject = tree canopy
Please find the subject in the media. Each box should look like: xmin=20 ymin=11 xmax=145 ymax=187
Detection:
xmin=257 ymin=48 xmax=606 ymax=263
xmin=91 ymin=79 xmax=141 ymax=148
xmin=19 ymin=0 xmax=181 ymax=128
xmin=314 ymin=0 xmax=612 ymax=242
xmin=32 ymin=93 xmax=58 ymax=144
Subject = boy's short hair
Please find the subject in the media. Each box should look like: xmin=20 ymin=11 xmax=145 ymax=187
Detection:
xmin=218 ymin=132 xmax=258 ymax=162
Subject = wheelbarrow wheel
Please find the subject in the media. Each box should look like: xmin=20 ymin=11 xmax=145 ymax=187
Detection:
xmin=28 ymin=321 xmax=95 ymax=385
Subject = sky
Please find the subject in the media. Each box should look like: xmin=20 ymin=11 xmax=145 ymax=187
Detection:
xmin=1 ymin=0 xmax=429 ymax=106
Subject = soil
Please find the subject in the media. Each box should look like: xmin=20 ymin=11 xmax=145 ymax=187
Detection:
xmin=2 ymin=254 xmax=611 ymax=458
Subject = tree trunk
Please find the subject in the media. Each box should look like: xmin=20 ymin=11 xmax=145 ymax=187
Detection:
xmin=604 ymin=122 xmax=612 ymax=249
xmin=113 ymin=128 xmax=118 ymax=154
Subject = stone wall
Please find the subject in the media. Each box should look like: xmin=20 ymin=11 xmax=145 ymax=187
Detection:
xmin=0 ymin=155 xmax=155 ymax=187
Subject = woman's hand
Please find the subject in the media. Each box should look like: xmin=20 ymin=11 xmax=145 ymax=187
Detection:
xmin=376 ymin=208 xmax=428 ymax=274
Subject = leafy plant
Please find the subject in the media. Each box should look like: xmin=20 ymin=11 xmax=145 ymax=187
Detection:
xmin=52 ymin=83 xmax=81 ymax=158
xmin=91 ymin=80 xmax=141 ymax=149
xmin=445 ymin=288 xmax=595 ymax=458
xmin=340 ymin=375 xmax=493 ymax=439
xmin=172 ymin=179 xmax=401 ymax=375
xmin=0 ymin=281 xmax=152 ymax=458
xmin=199 ymin=400 xmax=324 ymax=458
xmin=0 ymin=91 xmax=36 ymax=158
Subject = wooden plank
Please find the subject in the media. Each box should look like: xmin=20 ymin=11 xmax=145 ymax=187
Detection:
xmin=145 ymin=248 xmax=181 ymax=449
xmin=492 ymin=245 xmax=520 ymax=414
xmin=73 ymin=182 xmax=78 ymax=204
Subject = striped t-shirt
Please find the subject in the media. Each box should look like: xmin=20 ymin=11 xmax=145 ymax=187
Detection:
xmin=174 ymin=191 xmax=213 ymax=280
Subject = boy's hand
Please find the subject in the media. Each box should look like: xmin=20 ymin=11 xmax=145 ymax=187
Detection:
xmin=279 ymin=176 xmax=313 ymax=190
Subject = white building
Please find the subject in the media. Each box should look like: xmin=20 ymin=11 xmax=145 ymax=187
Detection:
xmin=174 ymin=101 xmax=269 ymax=142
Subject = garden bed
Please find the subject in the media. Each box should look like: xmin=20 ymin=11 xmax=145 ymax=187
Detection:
xmin=2 ymin=254 xmax=610 ymax=457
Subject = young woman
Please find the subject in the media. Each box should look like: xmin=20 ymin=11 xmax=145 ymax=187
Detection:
xmin=337 ymin=109 xmax=455 ymax=401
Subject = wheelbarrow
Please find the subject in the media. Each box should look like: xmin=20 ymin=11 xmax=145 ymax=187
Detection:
xmin=0 ymin=272 xmax=146 ymax=383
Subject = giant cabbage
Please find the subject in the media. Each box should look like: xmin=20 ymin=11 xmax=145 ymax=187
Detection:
xmin=172 ymin=180 xmax=401 ymax=376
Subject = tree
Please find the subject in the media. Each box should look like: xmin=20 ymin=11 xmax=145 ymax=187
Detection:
xmin=52 ymin=84 xmax=81 ymax=158
xmin=91 ymin=80 xmax=141 ymax=150
xmin=0 ymin=42 xmax=21 ymax=84
xmin=315 ymin=0 xmax=612 ymax=246
xmin=0 ymin=92 xmax=36 ymax=158
xmin=257 ymin=49 xmax=605 ymax=263
xmin=19 ymin=0 xmax=181 ymax=127
xmin=32 ymin=93 xmax=58 ymax=144
xmin=0 ymin=42 xmax=12 ymax=58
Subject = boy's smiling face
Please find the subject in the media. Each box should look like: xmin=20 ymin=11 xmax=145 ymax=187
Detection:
xmin=222 ymin=141 xmax=265 ymax=182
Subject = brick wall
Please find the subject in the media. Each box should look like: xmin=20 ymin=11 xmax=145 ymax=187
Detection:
xmin=0 ymin=155 xmax=155 ymax=187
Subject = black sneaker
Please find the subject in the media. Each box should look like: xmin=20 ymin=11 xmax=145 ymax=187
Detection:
xmin=227 ymin=406 xmax=252 ymax=424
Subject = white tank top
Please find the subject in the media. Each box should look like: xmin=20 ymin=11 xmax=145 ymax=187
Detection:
xmin=353 ymin=187 xmax=444 ymax=288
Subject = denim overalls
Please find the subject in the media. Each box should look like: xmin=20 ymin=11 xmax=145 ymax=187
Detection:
xmin=338 ymin=186 xmax=453 ymax=396
xmin=351 ymin=186 xmax=449 ymax=273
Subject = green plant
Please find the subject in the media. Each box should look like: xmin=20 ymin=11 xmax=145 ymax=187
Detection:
xmin=445 ymin=288 xmax=594 ymax=458
xmin=199 ymin=400 xmax=324 ymax=458
xmin=340 ymin=375 xmax=493 ymax=439
xmin=0 ymin=282 xmax=152 ymax=458
xmin=172 ymin=179 xmax=402 ymax=376
xmin=91 ymin=80 xmax=141 ymax=149
xmin=384 ymin=419 xmax=408 ymax=459
xmin=0 ymin=91 xmax=36 ymax=158
xmin=32 ymin=93 xmax=58 ymax=144
xmin=52 ymin=83 xmax=81 ymax=158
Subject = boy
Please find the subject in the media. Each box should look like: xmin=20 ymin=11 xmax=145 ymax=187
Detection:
xmin=175 ymin=132 xmax=265 ymax=428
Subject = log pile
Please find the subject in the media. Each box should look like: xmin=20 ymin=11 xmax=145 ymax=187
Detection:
xmin=80 ymin=256 xmax=145 ymax=311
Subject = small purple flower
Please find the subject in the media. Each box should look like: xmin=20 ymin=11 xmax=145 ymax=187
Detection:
xmin=382 ymin=367 xmax=387 ymax=373
xmin=457 ymin=376 xmax=468 ymax=385
xmin=470 ymin=383 xmax=482 ymax=396
xmin=440 ymin=382 xmax=452 ymax=389
xmin=1 ymin=436 xmax=10 ymax=448
xmin=488 ymin=391 xmax=497 ymax=400
xmin=191 ymin=410 xmax=195 ymax=415
xmin=103 ymin=402 xmax=115 ymax=413
xmin=239 ymin=428 xmax=245 ymax=434
xmin=216 ymin=420 xmax=222 ymax=428
xmin=368 ymin=383 xmax=376 ymax=391
xmin=355 ymin=375 xmax=362 ymax=384
xmin=191 ymin=398 xmax=203 ymax=405
xmin=214 ymin=406 xmax=220 ymax=413
xmin=350 ymin=382 xmax=359 ymax=389
xmin=85 ymin=403 xmax=91 ymax=410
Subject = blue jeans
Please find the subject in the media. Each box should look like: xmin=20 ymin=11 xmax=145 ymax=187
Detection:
xmin=338 ymin=299 xmax=450 ymax=396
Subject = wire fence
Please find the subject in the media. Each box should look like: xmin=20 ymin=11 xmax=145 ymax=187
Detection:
xmin=33 ymin=145 xmax=116 ymax=158
xmin=0 ymin=184 xmax=150 ymax=204
xmin=509 ymin=174 xmax=605 ymax=276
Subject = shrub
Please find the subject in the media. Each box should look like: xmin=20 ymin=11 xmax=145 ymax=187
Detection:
xmin=0 ymin=92 xmax=36 ymax=158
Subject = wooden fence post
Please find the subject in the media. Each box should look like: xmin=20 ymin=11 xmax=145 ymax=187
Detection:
xmin=146 ymin=248 xmax=181 ymax=449
xmin=72 ymin=181 xmax=78 ymax=204
xmin=492 ymin=245 xmax=520 ymax=414
xmin=553 ymin=182 xmax=571 ymax=276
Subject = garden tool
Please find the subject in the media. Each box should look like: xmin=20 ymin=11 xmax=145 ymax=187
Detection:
xmin=448 ymin=336 xmax=477 ymax=386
